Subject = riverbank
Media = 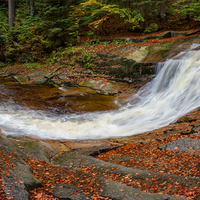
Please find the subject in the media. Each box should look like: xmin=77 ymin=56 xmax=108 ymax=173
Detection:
xmin=1 ymin=29 xmax=200 ymax=98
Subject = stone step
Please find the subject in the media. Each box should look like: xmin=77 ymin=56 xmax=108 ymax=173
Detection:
xmin=52 ymin=175 xmax=188 ymax=200
xmin=51 ymin=153 xmax=198 ymax=199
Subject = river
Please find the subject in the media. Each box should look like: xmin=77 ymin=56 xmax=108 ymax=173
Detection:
xmin=1 ymin=44 xmax=200 ymax=140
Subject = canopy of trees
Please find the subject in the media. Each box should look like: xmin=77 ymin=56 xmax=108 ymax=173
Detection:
xmin=0 ymin=0 xmax=200 ymax=62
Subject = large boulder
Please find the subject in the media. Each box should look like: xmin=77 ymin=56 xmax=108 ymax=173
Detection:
xmin=0 ymin=133 xmax=41 ymax=200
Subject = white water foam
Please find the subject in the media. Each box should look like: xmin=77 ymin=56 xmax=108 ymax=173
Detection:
xmin=1 ymin=44 xmax=200 ymax=140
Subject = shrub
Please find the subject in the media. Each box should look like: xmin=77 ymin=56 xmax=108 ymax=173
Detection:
xmin=144 ymin=23 xmax=159 ymax=33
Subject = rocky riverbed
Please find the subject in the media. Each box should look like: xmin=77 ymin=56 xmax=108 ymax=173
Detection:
xmin=0 ymin=31 xmax=200 ymax=199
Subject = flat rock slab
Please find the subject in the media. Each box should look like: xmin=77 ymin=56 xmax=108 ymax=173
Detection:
xmin=13 ymin=75 xmax=30 ymax=83
xmin=52 ymin=153 xmax=198 ymax=200
xmin=53 ymin=177 xmax=188 ymax=200
xmin=159 ymin=137 xmax=200 ymax=151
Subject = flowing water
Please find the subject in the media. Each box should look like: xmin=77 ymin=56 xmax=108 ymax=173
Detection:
xmin=1 ymin=44 xmax=200 ymax=140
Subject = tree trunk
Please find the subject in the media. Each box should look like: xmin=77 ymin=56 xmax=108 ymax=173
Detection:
xmin=8 ymin=0 xmax=15 ymax=29
xmin=151 ymin=1 xmax=156 ymax=15
xmin=126 ymin=0 xmax=130 ymax=8
xmin=30 ymin=0 xmax=34 ymax=20
xmin=160 ymin=0 xmax=165 ymax=20
xmin=186 ymin=0 xmax=190 ymax=21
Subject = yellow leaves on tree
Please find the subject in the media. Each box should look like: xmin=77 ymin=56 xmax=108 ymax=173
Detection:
xmin=80 ymin=0 xmax=102 ymax=7
xmin=88 ymin=16 xmax=108 ymax=29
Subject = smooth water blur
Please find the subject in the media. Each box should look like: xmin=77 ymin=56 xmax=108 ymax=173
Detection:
xmin=1 ymin=44 xmax=200 ymax=140
xmin=0 ymin=79 xmax=118 ymax=139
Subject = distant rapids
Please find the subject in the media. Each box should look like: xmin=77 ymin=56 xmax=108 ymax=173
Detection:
xmin=1 ymin=44 xmax=200 ymax=140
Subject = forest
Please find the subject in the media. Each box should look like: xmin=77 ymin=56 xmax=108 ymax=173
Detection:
xmin=0 ymin=0 xmax=200 ymax=63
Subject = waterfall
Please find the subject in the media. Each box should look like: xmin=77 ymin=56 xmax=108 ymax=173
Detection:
xmin=1 ymin=44 xmax=200 ymax=140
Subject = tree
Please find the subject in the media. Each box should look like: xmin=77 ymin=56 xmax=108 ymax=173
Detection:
xmin=160 ymin=0 xmax=166 ymax=20
xmin=36 ymin=0 xmax=81 ymax=47
xmin=30 ymin=0 xmax=34 ymax=20
xmin=126 ymin=0 xmax=130 ymax=8
xmin=8 ymin=0 xmax=15 ymax=28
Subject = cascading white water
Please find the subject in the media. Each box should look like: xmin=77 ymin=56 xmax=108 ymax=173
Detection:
xmin=1 ymin=44 xmax=200 ymax=140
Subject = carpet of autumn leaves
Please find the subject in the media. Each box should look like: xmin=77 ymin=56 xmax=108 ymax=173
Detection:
xmin=96 ymin=133 xmax=200 ymax=199
xmin=97 ymin=133 xmax=200 ymax=177
xmin=0 ymin=146 xmax=108 ymax=200
xmin=79 ymin=29 xmax=200 ymax=57
xmin=1 ymin=134 xmax=199 ymax=199
xmin=27 ymin=158 xmax=111 ymax=200
xmin=26 ymin=158 xmax=99 ymax=196
xmin=80 ymin=35 xmax=186 ymax=56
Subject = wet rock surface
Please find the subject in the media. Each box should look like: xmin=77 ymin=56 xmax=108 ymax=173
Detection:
xmin=52 ymin=177 xmax=187 ymax=200
xmin=1 ymin=131 xmax=198 ymax=199
xmin=159 ymin=137 xmax=200 ymax=151
xmin=0 ymin=134 xmax=41 ymax=199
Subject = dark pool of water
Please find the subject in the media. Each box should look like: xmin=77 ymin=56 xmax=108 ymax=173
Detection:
xmin=0 ymin=77 xmax=118 ymax=114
